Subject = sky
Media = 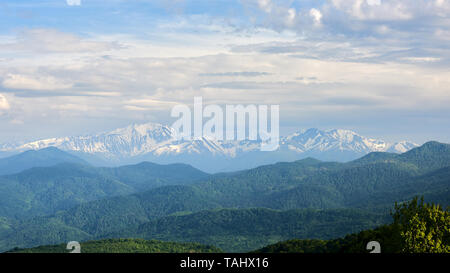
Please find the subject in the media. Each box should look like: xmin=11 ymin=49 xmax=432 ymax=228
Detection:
xmin=0 ymin=0 xmax=449 ymax=144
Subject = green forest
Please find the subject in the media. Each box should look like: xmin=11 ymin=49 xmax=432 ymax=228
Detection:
xmin=10 ymin=239 xmax=222 ymax=253
xmin=10 ymin=198 xmax=449 ymax=253
xmin=0 ymin=142 xmax=449 ymax=253
xmin=256 ymin=197 xmax=450 ymax=253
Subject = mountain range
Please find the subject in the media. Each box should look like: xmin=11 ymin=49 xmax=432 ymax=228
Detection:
xmin=0 ymin=155 xmax=207 ymax=219
xmin=0 ymin=123 xmax=418 ymax=173
xmin=0 ymin=141 xmax=448 ymax=252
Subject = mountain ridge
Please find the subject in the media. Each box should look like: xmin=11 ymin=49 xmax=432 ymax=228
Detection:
xmin=0 ymin=152 xmax=208 ymax=220
xmin=0 ymin=123 xmax=419 ymax=173
xmin=1 ymin=141 xmax=447 ymax=252
xmin=0 ymin=147 xmax=88 ymax=176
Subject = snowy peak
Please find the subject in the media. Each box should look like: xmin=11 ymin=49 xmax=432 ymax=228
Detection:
xmin=283 ymin=128 xmax=417 ymax=154
xmin=10 ymin=122 xmax=176 ymax=158
xmin=386 ymin=141 xmax=419 ymax=153
xmin=110 ymin=122 xmax=173 ymax=140
xmin=0 ymin=123 xmax=419 ymax=167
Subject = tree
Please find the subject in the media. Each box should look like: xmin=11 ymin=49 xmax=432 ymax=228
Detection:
xmin=393 ymin=197 xmax=450 ymax=253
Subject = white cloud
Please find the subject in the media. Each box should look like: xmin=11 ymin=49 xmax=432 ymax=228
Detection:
xmin=257 ymin=0 xmax=272 ymax=13
xmin=0 ymin=5 xmax=450 ymax=142
xmin=242 ymin=0 xmax=303 ymax=30
xmin=286 ymin=8 xmax=297 ymax=26
xmin=330 ymin=0 xmax=412 ymax=20
xmin=0 ymin=94 xmax=10 ymax=111
xmin=401 ymin=57 xmax=441 ymax=63
xmin=0 ymin=29 xmax=121 ymax=54
xmin=2 ymin=74 xmax=73 ymax=90
xmin=435 ymin=0 xmax=446 ymax=7
xmin=10 ymin=119 xmax=24 ymax=125
xmin=66 ymin=0 xmax=81 ymax=6
xmin=374 ymin=25 xmax=390 ymax=34
xmin=329 ymin=0 xmax=450 ymax=21
xmin=52 ymin=103 xmax=90 ymax=111
xmin=309 ymin=8 xmax=323 ymax=26
xmin=366 ymin=0 xmax=381 ymax=6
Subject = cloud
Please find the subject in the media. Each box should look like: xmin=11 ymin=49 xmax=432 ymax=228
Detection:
xmin=52 ymin=103 xmax=90 ymax=111
xmin=401 ymin=57 xmax=441 ymax=63
xmin=0 ymin=94 xmax=9 ymax=110
xmin=2 ymin=74 xmax=73 ymax=91
xmin=309 ymin=8 xmax=322 ymax=26
xmin=0 ymin=29 xmax=122 ymax=54
xmin=0 ymin=1 xmax=449 ymax=143
xmin=66 ymin=0 xmax=81 ymax=6
xmin=199 ymin=72 xmax=271 ymax=77
xmin=10 ymin=119 xmax=24 ymax=125
xmin=330 ymin=0 xmax=413 ymax=20
xmin=329 ymin=0 xmax=450 ymax=21
xmin=241 ymin=0 xmax=302 ymax=30
xmin=235 ymin=0 xmax=450 ymax=46
xmin=257 ymin=0 xmax=272 ymax=13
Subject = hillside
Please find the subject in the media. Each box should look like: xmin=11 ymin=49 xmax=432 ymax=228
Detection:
xmin=255 ymin=198 xmax=450 ymax=253
xmin=0 ymin=141 xmax=448 ymax=252
xmin=12 ymin=199 xmax=448 ymax=254
xmin=0 ymin=147 xmax=88 ymax=176
xmin=1 ymin=208 xmax=387 ymax=253
xmin=9 ymin=239 xmax=222 ymax=253
xmin=0 ymin=160 xmax=207 ymax=220
xmin=108 ymin=208 xmax=388 ymax=252
xmin=351 ymin=141 xmax=450 ymax=173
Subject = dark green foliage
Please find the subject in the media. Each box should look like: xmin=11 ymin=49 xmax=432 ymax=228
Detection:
xmin=116 ymin=208 xmax=387 ymax=252
xmin=0 ymin=141 xmax=449 ymax=253
xmin=0 ymin=164 xmax=135 ymax=219
xmin=98 ymin=162 xmax=208 ymax=191
xmin=186 ymin=142 xmax=450 ymax=211
xmin=358 ymin=167 xmax=450 ymax=210
xmin=351 ymin=142 xmax=450 ymax=172
xmin=254 ymin=239 xmax=331 ymax=253
xmin=0 ymin=186 xmax=222 ymax=251
xmin=254 ymin=224 xmax=402 ymax=254
xmin=0 ymin=217 xmax=93 ymax=251
xmin=9 ymin=239 xmax=222 ymax=253
xmin=393 ymin=197 xmax=450 ymax=253
xmin=255 ymin=198 xmax=450 ymax=253
xmin=0 ymin=161 xmax=207 ymax=219
xmin=58 ymin=185 xmax=221 ymax=236
xmin=0 ymin=217 xmax=12 ymax=238
xmin=0 ymin=208 xmax=387 ymax=253
xmin=398 ymin=141 xmax=450 ymax=172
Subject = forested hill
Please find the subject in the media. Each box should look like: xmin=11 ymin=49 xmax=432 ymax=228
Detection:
xmin=12 ymin=198 xmax=450 ymax=253
xmin=9 ymin=239 xmax=222 ymax=253
xmin=255 ymin=198 xmax=450 ymax=253
xmin=0 ymin=141 xmax=449 ymax=252
xmin=0 ymin=147 xmax=88 ymax=176
xmin=0 ymin=158 xmax=208 ymax=219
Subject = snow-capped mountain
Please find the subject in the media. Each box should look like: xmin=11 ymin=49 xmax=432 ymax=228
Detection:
xmin=283 ymin=128 xmax=405 ymax=154
xmin=0 ymin=123 xmax=418 ymax=173
xmin=12 ymin=123 xmax=175 ymax=158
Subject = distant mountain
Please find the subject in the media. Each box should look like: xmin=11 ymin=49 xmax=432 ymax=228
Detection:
xmin=0 ymin=123 xmax=419 ymax=173
xmin=0 ymin=147 xmax=88 ymax=176
xmin=1 ymin=141 xmax=447 ymax=252
xmin=0 ymin=161 xmax=207 ymax=219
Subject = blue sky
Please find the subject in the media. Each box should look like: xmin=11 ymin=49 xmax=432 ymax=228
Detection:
xmin=0 ymin=0 xmax=450 ymax=144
